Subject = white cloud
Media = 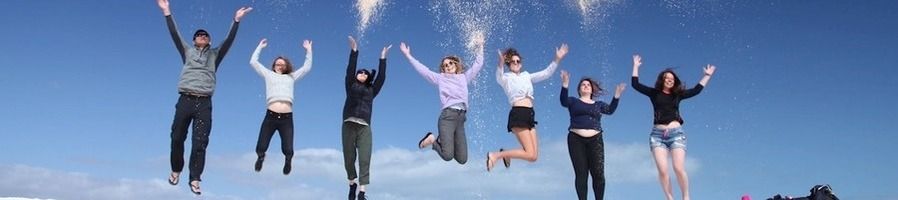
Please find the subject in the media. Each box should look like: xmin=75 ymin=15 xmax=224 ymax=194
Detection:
xmin=0 ymin=198 xmax=55 ymax=200
xmin=1 ymin=139 xmax=700 ymax=200
xmin=0 ymin=164 xmax=242 ymax=200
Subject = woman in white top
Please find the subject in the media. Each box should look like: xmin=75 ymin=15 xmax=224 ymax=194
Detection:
xmin=249 ymin=38 xmax=312 ymax=175
xmin=486 ymin=44 xmax=568 ymax=171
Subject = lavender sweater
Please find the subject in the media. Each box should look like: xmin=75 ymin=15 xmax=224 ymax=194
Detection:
xmin=405 ymin=51 xmax=484 ymax=110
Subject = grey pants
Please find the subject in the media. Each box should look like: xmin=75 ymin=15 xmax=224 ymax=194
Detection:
xmin=342 ymin=121 xmax=372 ymax=185
xmin=433 ymin=108 xmax=468 ymax=164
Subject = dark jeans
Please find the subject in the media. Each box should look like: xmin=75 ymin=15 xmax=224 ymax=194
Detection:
xmin=170 ymin=94 xmax=213 ymax=182
xmin=567 ymin=131 xmax=605 ymax=200
xmin=433 ymin=108 xmax=468 ymax=164
xmin=255 ymin=110 xmax=295 ymax=159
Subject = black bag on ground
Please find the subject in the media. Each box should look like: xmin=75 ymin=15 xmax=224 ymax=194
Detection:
xmin=766 ymin=184 xmax=839 ymax=200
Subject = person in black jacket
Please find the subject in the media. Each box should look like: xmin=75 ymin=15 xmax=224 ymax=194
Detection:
xmin=342 ymin=36 xmax=390 ymax=200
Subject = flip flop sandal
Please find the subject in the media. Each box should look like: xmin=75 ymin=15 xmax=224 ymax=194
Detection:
xmin=168 ymin=173 xmax=179 ymax=185
xmin=486 ymin=152 xmax=494 ymax=172
xmin=189 ymin=181 xmax=202 ymax=195
xmin=418 ymin=132 xmax=433 ymax=149
xmin=500 ymin=148 xmax=510 ymax=168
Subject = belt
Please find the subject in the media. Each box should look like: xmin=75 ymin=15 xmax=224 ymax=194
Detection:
xmin=180 ymin=92 xmax=210 ymax=98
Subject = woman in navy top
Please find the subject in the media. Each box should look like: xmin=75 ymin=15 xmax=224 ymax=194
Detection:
xmin=631 ymin=54 xmax=716 ymax=200
xmin=559 ymin=70 xmax=624 ymax=200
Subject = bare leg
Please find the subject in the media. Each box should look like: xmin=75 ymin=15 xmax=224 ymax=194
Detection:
xmin=671 ymin=148 xmax=690 ymax=200
xmin=498 ymin=127 xmax=538 ymax=162
xmin=652 ymin=147 xmax=674 ymax=200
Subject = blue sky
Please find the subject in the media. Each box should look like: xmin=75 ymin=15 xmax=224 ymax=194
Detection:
xmin=1 ymin=0 xmax=896 ymax=199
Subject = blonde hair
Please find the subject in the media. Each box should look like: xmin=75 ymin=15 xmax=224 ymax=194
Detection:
xmin=439 ymin=56 xmax=464 ymax=74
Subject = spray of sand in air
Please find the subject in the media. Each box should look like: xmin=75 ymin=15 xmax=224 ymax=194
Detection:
xmin=567 ymin=0 xmax=621 ymax=80
xmin=355 ymin=0 xmax=387 ymax=38
xmin=430 ymin=0 xmax=518 ymax=58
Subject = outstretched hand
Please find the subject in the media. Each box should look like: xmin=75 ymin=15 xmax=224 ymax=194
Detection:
xmin=157 ymin=0 xmax=171 ymax=16
xmin=381 ymin=44 xmax=393 ymax=59
xmin=632 ymin=54 xmax=642 ymax=69
xmin=560 ymin=70 xmax=570 ymax=88
xmin=258 ymin=38 xmax=268 ymax=48
xmin=302 ymin=40 xmax=313 ymax=52
xmin=400 ymin=42 xmax=411 ymax=55
xmin=234 ymin=7 xmax=253 ymax=22
xmin=348 ymin=36 xmax=357 ymax=51
xmin=614 ymin=83 xmax=626 ymax=98
xmin=555 ymin=43 xmax=569 ymax=62
xmin=704 ymin=64 xmax=716 ymax=76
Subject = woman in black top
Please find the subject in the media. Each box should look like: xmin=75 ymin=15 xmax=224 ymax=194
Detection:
xmin=631 ymin=54 xmax=715 ymax=200
xmin=342 ymin=36 xmax=390 ymax=200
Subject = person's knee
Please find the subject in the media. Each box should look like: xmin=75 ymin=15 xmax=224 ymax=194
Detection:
xmin=673 ymin=165 xmax=687 ymax=174
xmin=657 ymin=169 xmax=670 ymax=178
xmin=440 ymin=153 xmax=454 ymax=161
xmin=525 ymin=152 xmax=539 ymax=162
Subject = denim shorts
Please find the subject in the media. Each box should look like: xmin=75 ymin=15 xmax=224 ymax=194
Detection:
xmin=649 ymin=127 xmax=687 ymax=150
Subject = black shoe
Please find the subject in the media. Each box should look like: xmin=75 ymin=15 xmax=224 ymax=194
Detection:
xmin=348 ymin=183 xmax=358 ymax=200
xmin=254 ymin=155 xmax=265 ymax=172
xmin=283 ymin=157 xmax=292 ymax=175
xmin=500 ymin=148 xmax=510 ymax=168
xmin=357 ymin=191 xmax=367 ymax=200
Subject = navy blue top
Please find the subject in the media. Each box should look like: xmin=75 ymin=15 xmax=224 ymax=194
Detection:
xmin=559 ymin=87 xmax=619 ymax=132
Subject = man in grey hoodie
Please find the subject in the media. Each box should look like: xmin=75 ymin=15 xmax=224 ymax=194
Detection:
xmin=157 ymin=0 xmax=252 ymax=195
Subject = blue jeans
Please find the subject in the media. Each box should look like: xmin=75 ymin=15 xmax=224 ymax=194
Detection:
xmin=649 ymin=127 xmax=686 ymax=150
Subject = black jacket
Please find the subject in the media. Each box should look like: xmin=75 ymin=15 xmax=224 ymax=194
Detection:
xmin=342 ymin=50 xmax=386 ymax=124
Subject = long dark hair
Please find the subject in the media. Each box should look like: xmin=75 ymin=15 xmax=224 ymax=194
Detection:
xmin=654 ymin=68 xmax=685 ymax=96
xmin=578 ymin=77 xmax=603 ymax=99
xmin=270 ymin=56 xmax=293 ymax=74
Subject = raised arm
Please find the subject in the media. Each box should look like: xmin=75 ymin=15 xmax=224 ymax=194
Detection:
xmin=214 ymin=6 xmax=252 ymax=67
xmin=630 ymin=54 xmax=654 ymax=95
xmin=291 ymin=40 xmax=313 ymax=80
xmin=346 ymin=36 xmax=359 ymax=90
xmin=159 ymin=0 xmax=187 ymax=63
xmin=400 ymin=42 xmax=438 ymax=85
xmin=559 ymin=70 xmax=572 ymax=108
xmin=683 ymin=64 xmax=715 ymax=99
xmin=372 ymin=45 xmax=392 ymax=96
xmin=250 ymin=38 xmax=273 ymax=77
xmin=530 ymin=43 xmax=568 ymax=83
xmin=495 ymin=49 xmax=508 ymax=88
xmin=698 ymin=64 xmax=715 ymax=87
xmin=464 ymin=41 xmax=485 ymax=82
xmin=601 ymin=83 xmax=625 ymax=114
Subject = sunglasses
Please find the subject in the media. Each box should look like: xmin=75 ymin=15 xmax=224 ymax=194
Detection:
xmin=357 ymin=71 xmax=369 ymax=75
xmin=442 ymin=61 xmax=458 ymax=67
xmin=194 ymin=33 xmax=209 ymax=38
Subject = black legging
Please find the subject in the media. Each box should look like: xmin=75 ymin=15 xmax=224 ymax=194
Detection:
xmin=567 ymin=131 xmax=605 ymax=200
xmin=256 ymin=110 xmax=295 ymax=159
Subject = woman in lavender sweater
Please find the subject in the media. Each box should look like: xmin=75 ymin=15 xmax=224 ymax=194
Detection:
xmin=249 ymin=38 xmax=312 ymax=175
xmin=400 ymin=37 xmax=484 ymax=165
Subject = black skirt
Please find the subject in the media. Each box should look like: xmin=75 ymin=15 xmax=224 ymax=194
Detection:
xmin=506 ymin=106 xmax=537 ymax=132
